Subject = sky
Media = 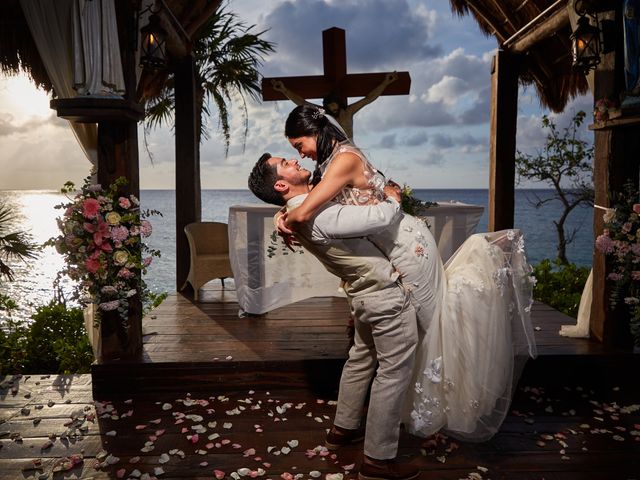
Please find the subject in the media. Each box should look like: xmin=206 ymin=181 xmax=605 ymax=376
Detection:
xmin=0 ymin=0 xmax=593 ymax=190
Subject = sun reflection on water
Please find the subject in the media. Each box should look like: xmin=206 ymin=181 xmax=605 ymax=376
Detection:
xmin=0 ymin=191 xmax=74 ymax=325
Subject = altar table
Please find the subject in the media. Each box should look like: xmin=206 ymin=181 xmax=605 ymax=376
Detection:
xmin=228 ymin=202 xmax=484 ymax=315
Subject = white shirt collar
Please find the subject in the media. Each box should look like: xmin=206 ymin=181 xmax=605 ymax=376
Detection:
xmin=285 ymin=193 xmax=308 ymax=211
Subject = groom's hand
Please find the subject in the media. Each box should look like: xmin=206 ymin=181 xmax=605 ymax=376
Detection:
xmin=277 ymin=212 xmax=300 ymax=251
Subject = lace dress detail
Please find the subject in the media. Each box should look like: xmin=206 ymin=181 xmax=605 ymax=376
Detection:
xmin=320 ymin=142 xmax=386 ymax=206
xmin=318 ymin=144 xmax=537 ymax=442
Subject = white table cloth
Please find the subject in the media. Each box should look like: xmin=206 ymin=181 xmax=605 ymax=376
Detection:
xmin=228 ymin=202 xmax=484 ymax=315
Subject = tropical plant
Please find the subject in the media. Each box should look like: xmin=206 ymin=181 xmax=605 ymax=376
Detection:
xmin=0 ymin=300 xmax=94 ymax=375
xmin=0 ymin=202 xmax=39 ymax=282
xmin=144 ymin=1 xmax=275 ymax=154
xmin=515 ymin=111 xmax=594 ymax=264
xmin=531 ymin=259 xmax=590 ymax=318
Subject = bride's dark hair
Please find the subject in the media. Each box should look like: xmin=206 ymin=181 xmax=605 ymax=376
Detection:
xmin=284 ymin=105 xmax=348 ymax=185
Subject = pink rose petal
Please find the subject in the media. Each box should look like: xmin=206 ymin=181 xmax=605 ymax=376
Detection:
xmin=135 ymin=425 xmax=147 ymax=430
xmin=214 ymin=470 xmax=225 ymax=479
xmin=181 ymin=427 xmax=188 ymax=434
xmin=116 ymin=468 xmax=127 ymax=478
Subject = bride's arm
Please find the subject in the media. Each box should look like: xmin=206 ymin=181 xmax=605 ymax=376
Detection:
xmin=284 ymin=152 xmax=361 ymax=227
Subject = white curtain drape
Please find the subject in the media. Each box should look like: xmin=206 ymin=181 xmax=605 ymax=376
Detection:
xmin=20 ymin=0 xmax=128 ymax=167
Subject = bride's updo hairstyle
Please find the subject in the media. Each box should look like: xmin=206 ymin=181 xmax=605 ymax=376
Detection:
xmin=285 ymin=105 xmax=348 ymax=186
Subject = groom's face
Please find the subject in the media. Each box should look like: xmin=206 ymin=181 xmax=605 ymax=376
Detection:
xmin=269 ymin=157 xmax=311 ymax=186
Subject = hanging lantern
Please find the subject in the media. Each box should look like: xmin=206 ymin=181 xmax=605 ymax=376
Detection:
xmin=140 ymin=13 xmax=167 ymax=70
xmin=570 ymin=14 xmax=601 ymax=71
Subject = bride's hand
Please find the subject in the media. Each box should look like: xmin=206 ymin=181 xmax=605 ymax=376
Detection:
xmin=384 ymin=180 xmax=402 ymax=202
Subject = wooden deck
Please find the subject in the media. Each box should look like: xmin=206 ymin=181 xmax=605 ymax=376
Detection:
xmin=2 ymin=285 xmax=639 ymax=479
xmin=92 ymin=285 xmax=638 ymax=396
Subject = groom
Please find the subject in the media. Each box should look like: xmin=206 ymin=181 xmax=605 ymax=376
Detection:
xmin=248 ymin=154 xmax=420 ymax=480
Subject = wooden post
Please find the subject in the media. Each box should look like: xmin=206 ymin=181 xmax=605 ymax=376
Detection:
xmin=488 ymin=50 xmax=520 ymax=231
xmin=589 ymin=2 xmax=640 ymax=346
xmin=174 ymin=54 xmax=202 ymax=292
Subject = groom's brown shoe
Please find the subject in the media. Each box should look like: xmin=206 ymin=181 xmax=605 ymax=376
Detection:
xmin=324 ymin=425 xmax=365 ymax=450
xmin=358 ymin=457 xmax=420 ymax=480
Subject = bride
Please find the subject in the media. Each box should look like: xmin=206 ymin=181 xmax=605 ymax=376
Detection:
xmin=278 ymin=105 xmax=538 ymax=441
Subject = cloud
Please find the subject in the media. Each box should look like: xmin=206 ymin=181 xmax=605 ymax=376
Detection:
xmin=0 ymin=112 xmax=65 ymax=137
xmin=414 ymin=150 xmax=444 ymax=166
xmin=405 ymin=131 xmax=428 ymax=146
xmin=459 ymin=86 xmax=491 ymax=124
xmin=260 ymin=0 xmax=441 ymax=77
xmin=378 ymin=133 xmax=396 ymax=148
xmin=423 ymin=75 xmax=468 ymax=105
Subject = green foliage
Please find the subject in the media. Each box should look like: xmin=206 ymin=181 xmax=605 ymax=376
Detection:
xmin=0 ymin=201 xmax=39 ymax=282
xmin=532 ymin=259 xmax=590 ymax=318
xmin=144 ymin=1 xmax=275 ymax=155
xmin=144 ymin=291 xmax=169 ymax=315
xmin=515 ymin=111 xmax=594 ymax=264
xmin=0 ymin=299 xmax=94 ymax=375
xmin=400 ymin=184 xmax=438 ymax=216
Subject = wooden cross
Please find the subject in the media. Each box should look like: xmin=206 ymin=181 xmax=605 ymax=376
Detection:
xmin=261 ymin=27 xmax=410 ymax=107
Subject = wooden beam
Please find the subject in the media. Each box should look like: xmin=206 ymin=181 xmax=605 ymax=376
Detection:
xmin=510 ymin=7 xmax=569 ymax=53
xmin=174 ymin=54 xmax=202 ymax=292
xmin=488 ymin=50 xmax=520 ymax=232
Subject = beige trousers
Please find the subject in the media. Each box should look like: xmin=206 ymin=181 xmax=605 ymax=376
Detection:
xmin=334 ymin=282 xmax=418 ymax=459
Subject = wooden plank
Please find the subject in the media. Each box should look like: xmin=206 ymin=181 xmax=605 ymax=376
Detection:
xmin=488 ymin=50 xmax=520 ymax=231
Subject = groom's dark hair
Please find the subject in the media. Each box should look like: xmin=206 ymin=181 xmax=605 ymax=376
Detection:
xmin=248 ymin=153 xmax=286 ymax=206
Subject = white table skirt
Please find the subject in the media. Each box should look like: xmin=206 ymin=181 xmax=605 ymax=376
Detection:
xmin=228 ymin=202 xmax=484 ymax=315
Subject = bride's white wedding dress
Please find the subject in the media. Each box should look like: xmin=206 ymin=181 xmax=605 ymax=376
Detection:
xmin=321 ymin=142 xmax=538 ymax=441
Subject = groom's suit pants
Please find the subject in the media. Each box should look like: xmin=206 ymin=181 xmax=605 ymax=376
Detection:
xmin=334 ymin=281 xmax=418 ymax=460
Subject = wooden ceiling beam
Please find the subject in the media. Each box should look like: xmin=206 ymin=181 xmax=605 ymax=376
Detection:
xmin=509 ymin=7 xmax=569 ymax=53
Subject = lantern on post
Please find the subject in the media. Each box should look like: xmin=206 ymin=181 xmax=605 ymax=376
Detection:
xmin=571 ymin=14 xmax=602 ymax=71
xmin=140 ymin=13 xmax=167 ymax=70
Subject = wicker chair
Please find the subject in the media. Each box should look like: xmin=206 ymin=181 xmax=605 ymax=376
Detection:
xmin=182 ymin=222 xmax=233 ymax=301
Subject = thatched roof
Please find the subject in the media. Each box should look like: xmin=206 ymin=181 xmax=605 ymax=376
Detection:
xmin=0 ymin=0 xmax=51 ymax=91
xmin=450 ymin=0 xmax=589 ymax=112
xmin=0 ymin=0 xmax=221 ymax=99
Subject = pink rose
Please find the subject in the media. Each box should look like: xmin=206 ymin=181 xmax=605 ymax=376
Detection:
xmin=118 ymin=197 xmax=131 ymax=209
xmin=143 ymin=257 xmax=153 ymax=267
xmin=85 ymin=257 xmax=102 ymax=274
xmin=140 ymin=220 xmax=153 ymax=237
xmin=82 ymin=198 xmax=100 ymax=219
xmin=118 ymin=267 xmax=134 ymax=279
xmin=633 ymin=204 xmax=640 ymax=214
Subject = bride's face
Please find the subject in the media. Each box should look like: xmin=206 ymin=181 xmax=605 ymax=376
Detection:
xmin=288 ymin=135 xmax=317 ymax=161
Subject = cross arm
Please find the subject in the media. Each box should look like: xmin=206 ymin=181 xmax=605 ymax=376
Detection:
xmin=261 ymin=71 xmax=411 ymax=102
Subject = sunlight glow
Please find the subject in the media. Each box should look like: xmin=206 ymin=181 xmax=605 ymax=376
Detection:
xmin=0 ymin=74 xmax=52 ymax=121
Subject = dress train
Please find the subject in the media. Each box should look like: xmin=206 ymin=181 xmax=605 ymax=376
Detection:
xmin=404 ymin=229 xmax=537 ymax=441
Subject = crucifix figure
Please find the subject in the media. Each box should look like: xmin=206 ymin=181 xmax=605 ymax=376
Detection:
xmin=261 ymin=27 xmax=411 ymax=139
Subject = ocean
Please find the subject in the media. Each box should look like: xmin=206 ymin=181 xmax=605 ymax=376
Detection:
xmin=0 ymin=189 xmax=594 ymax=324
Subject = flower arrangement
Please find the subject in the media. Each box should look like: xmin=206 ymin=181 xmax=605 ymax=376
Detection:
xmin=595 ymin=183 xmax=640 ymax=347
xmin=399 ymin=184 xmax=438 ymax=217
xmin=47 ymin=175 xmax=161 ymax=326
